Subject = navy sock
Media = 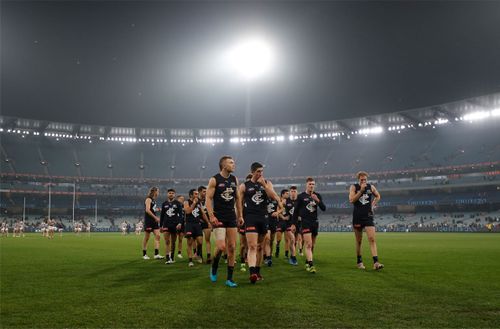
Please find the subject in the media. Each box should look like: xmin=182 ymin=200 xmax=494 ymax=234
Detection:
xmin=227 ymin=266 xmax=234 ymax=281
xmin=212 ymin=250 xmax=222 ymax=275
xmin=154 ymin=249 xmax=159 ymax=255
xmin=373 ymin=256 xmax=379 ymax=263
xmin=142 ymin=250 xmax=146 ymax=256
xmin=357 ymin=255 xmax=363 ymax=264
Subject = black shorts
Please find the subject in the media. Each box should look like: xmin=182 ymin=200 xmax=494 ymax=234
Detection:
xmin=301 ymin=220 xmax=319 ymax=237
xmin=276 ymin=220 xmax=287 ymax=233
xmin=201 ymin=220 xmax=209 ymax=230
xmin=177 ymin=222 xmax=185 ymax=234
xmin=213 ymin=218 xmax=237 ymax=229
xmin=245 ymin=214 xmax=268 ymax=235
xmin=268 ymin=218 xmax=278 ymax=233
xmin=238 ymin=226 xmax=246 ymax=235
xmin=295 ymin=221 xmax=302 ymax=235
xmin=161 ymin=222 xmax=178 ymax=233
xmin=184 ymin=222 xmax=203 ymax=238
xmin=353 ymin=217 xmax=375 ymax=229
xmin=144 ymin=217 xmax=159 ymax=232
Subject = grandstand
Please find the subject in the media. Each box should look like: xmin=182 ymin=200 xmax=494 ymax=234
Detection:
xmin=1 ymin=93 xmax=499 ymax=232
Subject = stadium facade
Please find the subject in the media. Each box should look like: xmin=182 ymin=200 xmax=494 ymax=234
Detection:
xmin=1 ymin=93 xmax=499 ymax=232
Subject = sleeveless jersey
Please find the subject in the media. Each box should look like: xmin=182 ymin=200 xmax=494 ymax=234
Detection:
xmin=213 ymin=173 xmax=238 ymax=221
xmin=243 ymin=180 xmax=269 ymax=216
xmin=186 ymin=199 xmax=203 ymax=224
xmin=353 ymin=183 xmax=373 ymax=219
xmin=144 ymin=197 xmax=156 ymax=221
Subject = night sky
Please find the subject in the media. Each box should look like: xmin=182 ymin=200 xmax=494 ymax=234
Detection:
xmin=2 ymin=1 xmax=500 ymax=128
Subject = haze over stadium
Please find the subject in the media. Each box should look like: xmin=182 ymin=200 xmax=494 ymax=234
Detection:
xmin=1 ymin=1 xmax=500 ymax=328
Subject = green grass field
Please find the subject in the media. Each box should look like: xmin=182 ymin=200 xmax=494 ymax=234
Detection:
xmin=1 ymin=232 xmax=500 ymax=328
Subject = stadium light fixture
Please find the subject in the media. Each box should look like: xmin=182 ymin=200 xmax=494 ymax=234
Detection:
xmin=463 ymin=111 xmax=490 ymax=122
xmin=359 ymin=126 xmax=384 ymax=135
xmin=491 ymin=108 xmax=500 ymax=117
xmin=225 ymin=37 xmax=275 ymax=82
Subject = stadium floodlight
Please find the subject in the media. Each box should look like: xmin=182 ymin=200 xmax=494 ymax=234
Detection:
xmin=491 ymin=108 xmax=500 ymax=117
xmin=230 ymin=137 xmax=240 ymax=144
xmin=463 ymin=111 xmax=490 ymax=121
xmin=359 ymin=126 xmax=384 ymax=135
xmin=225 ymin=37 xmax=275 ymax=82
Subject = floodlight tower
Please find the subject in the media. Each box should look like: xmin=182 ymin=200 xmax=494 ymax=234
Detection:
xmin=225 ymin=37 xmax=275 ymax=127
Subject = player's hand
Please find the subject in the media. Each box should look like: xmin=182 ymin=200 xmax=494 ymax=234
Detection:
xmin=193 ymin=197 xmax=199 ymax=204
xmin=155 ymin=217 xmax=160 ymax=223
xmin=238 ymin=217 xmax=244 ymax=226
xmin=176 ymin=223 xmax=181 ymax=230
xmin=360 ymin=182 xmax=367 ymax=191
xmin=210 ymin=215 xmax=220 ymax=226
xmin=257 ymin=176 xmax=266 ymax=186
xmin=311 ymin=193 xmax=320 ymax=203
xmin=272 ymin=211 xmax=279 ymax=218
xmin=372 ymin=202 xmax=378 ymax=212
xmin=291 ymin=224 xmax=296 ymax=233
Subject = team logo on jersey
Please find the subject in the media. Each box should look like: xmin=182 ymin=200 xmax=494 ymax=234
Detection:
xmin=252 ymin=191 xmax=264 ymax=205
xmin=267 ymin=202 xmax=276 ymax=213
xmin=306 ymin=201 xmax=316 ymax=213
xmin=289 ymin=207 xmax=295 ymax=216
xmin=221 ymin=187 xmax=234 ymax=201
xmin=166 ymin=208 xmax=176 ymax=217
xmin=192 ymin=207 xmax=200 ymax=218
xmin=359 ymin=194 xmax=370 ymax=205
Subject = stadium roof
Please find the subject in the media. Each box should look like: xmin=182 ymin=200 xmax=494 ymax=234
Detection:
xmin=1 ymin=92 xmax=499 ymax=144
xmin=2 ymin=1 xmax=500 ymax=128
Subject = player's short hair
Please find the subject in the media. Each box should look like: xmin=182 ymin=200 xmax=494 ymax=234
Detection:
xmin=167 ymin=188 xmax=175 ymax=193
xmin=306 ymin=177 xmax=315 ymax=183
xmin=219 ymin=156 xmax=233 ymax=170
xmin=197 ymin=185 xmax=206 ymax=192
xmin=280 ymin=189 xmax=289 ymax=197
xmin=356 ymin=171 xmax=369 ymax=179
xmin=188 ymin=189 xmax=196 ymax=197
xmin=147 ymin=186 xmax=159 ymax=199
xmin=245 ymin=173 xmax=253 ymax=181
xmin=289 ymin=185 xmax=297 ymax=190
xmin=250 ymin=162 xmax=264 ymax=173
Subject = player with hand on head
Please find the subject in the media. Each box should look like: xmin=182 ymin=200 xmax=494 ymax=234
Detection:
xmin=349 ymin=171 xmax=384 ymax=270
